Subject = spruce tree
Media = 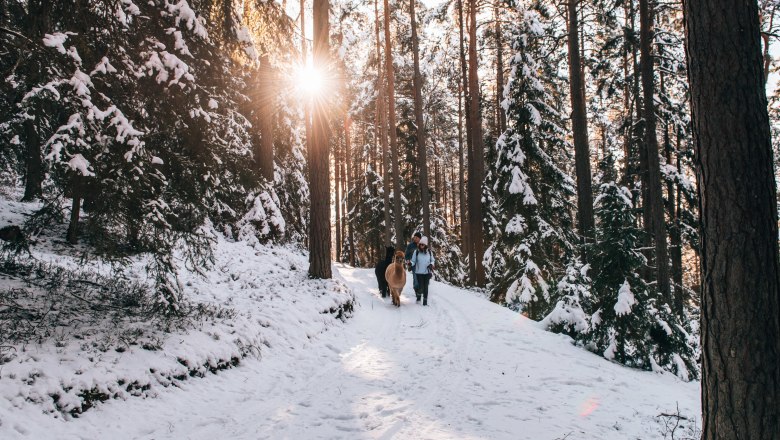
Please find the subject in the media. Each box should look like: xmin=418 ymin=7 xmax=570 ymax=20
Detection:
xmin=486 ymin=3 xmax=576 ymax=319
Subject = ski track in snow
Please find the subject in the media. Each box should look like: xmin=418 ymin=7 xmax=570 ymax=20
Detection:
xmin=6 ymin=265 xmax=699 ymax=439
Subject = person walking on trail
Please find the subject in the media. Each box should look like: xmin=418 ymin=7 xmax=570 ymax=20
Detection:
xmin=374 ymin=246 xmax=395 ymax=298
xmin=405 ymin=232 xmax=422 ymax=297
xmin=411 ymin=236 xmax=435 ymax=306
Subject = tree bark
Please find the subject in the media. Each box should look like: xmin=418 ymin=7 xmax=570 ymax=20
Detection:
xmin=458 ymin=83 xmax=469 ymax=256
xmin=345 ymin=116 xmax=356 ymax=267
xmin=494 ymin=1 xmax=506 ymax=135
xmin=410 ymin=0 xmax=431 ymax=238
xmin=639 ymin=0 xmax=670 ymax=300
xmin=670 ymin=127 xmax=684 ymax=316
xmin=685 ymin=0 xmax=780 ymax=436
xmin=22 ymin=118 xmax=43 ymax=201
xmin=334 ymin=128 xmax=342 ymax=262
xmin=467 ymin=0 xmax=485 ymax=286
xmin=66 ymin=177 xmax=82 ymax=244
xmin=21 ymin=0 xmax=52 ymax=202
xmin=375 ymin=0 xmax=392 ymax=247
xmin=383 ymin=0 xmax=404 ymax=249
xmin=566 ymin=0 xmax=595 ymax=242
xmin=308 ymin=0 xmax=332 ymax=279
xmin=258 ymin=56 xmax=275 ymax=183
xmin=457 ymin=0 xmax=473 ymax=277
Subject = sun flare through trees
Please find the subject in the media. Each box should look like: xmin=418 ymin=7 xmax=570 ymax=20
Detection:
xmin=1 ymin=0 xmax=779 ymax=435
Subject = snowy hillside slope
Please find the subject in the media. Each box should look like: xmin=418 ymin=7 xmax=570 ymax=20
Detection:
xmin=0 ymin=191 xmax=354 ymax=434
xmin=2 ymin=262 xmax=700 ymax=439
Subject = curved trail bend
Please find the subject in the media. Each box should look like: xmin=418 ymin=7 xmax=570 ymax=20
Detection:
xmin=50 ymin=265 xmax=699 ymax=439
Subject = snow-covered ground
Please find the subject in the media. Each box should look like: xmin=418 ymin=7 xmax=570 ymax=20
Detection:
xmin=1 ymin=260 xmax=701 ymax=439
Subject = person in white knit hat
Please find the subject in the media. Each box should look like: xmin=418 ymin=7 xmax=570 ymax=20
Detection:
xmin=410 ymin=236 xmax=435 ymax=305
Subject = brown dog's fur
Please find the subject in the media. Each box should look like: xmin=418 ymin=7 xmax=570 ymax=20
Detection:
xmin=384 ymin=251 xmax=406 ymax=307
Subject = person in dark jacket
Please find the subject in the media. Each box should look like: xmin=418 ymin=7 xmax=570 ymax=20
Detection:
xmin=375 ymin=246 xmax=395 ymax=298
xmin=404 ymin=232 xmax=422 ymax=296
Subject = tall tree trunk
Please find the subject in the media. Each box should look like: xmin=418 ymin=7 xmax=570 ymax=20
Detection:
xmin=639 ymin=0 xmax=670 ymax=300
xmin=494 ymin=1 xmax=506 ymax=135
xmin=375 ymin=0 xmax=393 ymax=247
xmin=258 ymin=60 xmax=274 ymax=183
xmin=467 ymin=0 xmax=485 ymax=286
xmin=346 ymin=117 xmax=356 ymax=266
xmin=621 ymin=0 xmax=632 ymax=184
xmin=629 ymin=0 xmax=643 ymax=209
xmin=21 ymin=0 xmax=52 ymax=202
xmin=410 ymin=0 xmax=431 ymax=237
xmin=450 ymin=163 xmax=457 ymax=227
xmin=685 ymin=0 xmax=780 ymax=436
xmin=566 ymin=0 xmax=595 ymax=242
xmin=342 ymin=117 xmax=351 ymax=263
xmin=660 ymin=69 xmax=684 ymax=316
xmin=458 ymin=84 xmax=469 ymax=256
xmin=334 ymin=129 xmax=342 ymax=262
xmin=670 ymin=127 xmax=684 ymax=316
xmin=384 ymin=0 xmax=404 ymax=249
xmin=457 ymin=0 xmax=474 ymax=278
xmin=342 ymin=151 xmax=348 ymax=261
xmin=308 ymin=0 xmax=332 ymax=279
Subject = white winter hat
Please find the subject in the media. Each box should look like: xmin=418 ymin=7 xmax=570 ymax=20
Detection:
xmin=419 ymin=236 xmax=429 ymax=246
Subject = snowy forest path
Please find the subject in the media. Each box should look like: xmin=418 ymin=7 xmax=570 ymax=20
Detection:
xmin=51 ymin=266 xmax=698 ymax=440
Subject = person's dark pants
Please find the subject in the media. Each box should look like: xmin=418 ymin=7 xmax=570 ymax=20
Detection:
xmin=417 ymin=273 xmax=431 ymax=305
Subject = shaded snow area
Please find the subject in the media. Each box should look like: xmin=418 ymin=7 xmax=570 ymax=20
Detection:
xmin=0 ymin=191 xmax=353 ymax=438
xmin=2 ymin=250 xmax=700 ymax=438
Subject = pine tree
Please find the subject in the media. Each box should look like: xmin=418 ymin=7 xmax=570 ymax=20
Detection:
xmin=557 ymin=153 xmax=697 ymax=379
xmin=486 ymin=3 xmax=576 ymax=319
xmin=0 ymin=0 xmax=306 ymax=312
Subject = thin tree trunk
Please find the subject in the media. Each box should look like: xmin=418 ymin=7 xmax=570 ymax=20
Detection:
xmin=335 ymin=129 xmax=342 ymax=262
xmin=660 ymin=69 xmax=683 ymax=316
xmin=762 ymin=6 xmax=777 ymax=84
xmin=566 ymin=0 xmax=595 ymax=242
xmin=257 ymin=56 xmax=276 ymax=183
xmin=410 ymin=0 xmax=431 ymax=237
xmin=384 ymin=0 xmax=404 ymax=249
xmin=22 ymin=118 xmax=43 ymax=201
xmin=343 ymin=117 xmax=352 ymax=263
xmin=630 ymin=0 xmax=642 ymax=211
xmin=450 ymin=163 xmax=457 ymax=227
xmin=21 ymin=0 xmax=52 ymax=202
xmin=686 ymin=0 xmax=780 ymax=436
xmin=467 ymin=0 xmax=485 ymax=286
xmin=621 ymin=0 xmax=632 ymax=184
xmin=457 ymin=0 xmax=474 ymax=278
xmin=670 ymin=127 xmax=684 ymax=317
xmin=494 ymin=1 xmax=506 ymax=135
xmin=342 ymin=152 xmax=348 ymax=261
xmin=375 ymin=0 xmax=392 ymax=247
xmin=308 ymin=0 xmax=332 ymax=279
xmin=457 ymin=83 xmax=469 ymax=255
xmin=639 ymin=0 xmax=670 ymax=300
xmin=346 ymin=117 xmax=356 ymax=266
xmin=66 ymin=177 xmax=81 ymax=244
xmin=301 ymin=0 xmax=310 ymax=251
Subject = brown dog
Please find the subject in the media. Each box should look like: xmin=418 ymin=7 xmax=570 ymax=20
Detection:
xmin=384 ymin=251 xmax=406 ymax=307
